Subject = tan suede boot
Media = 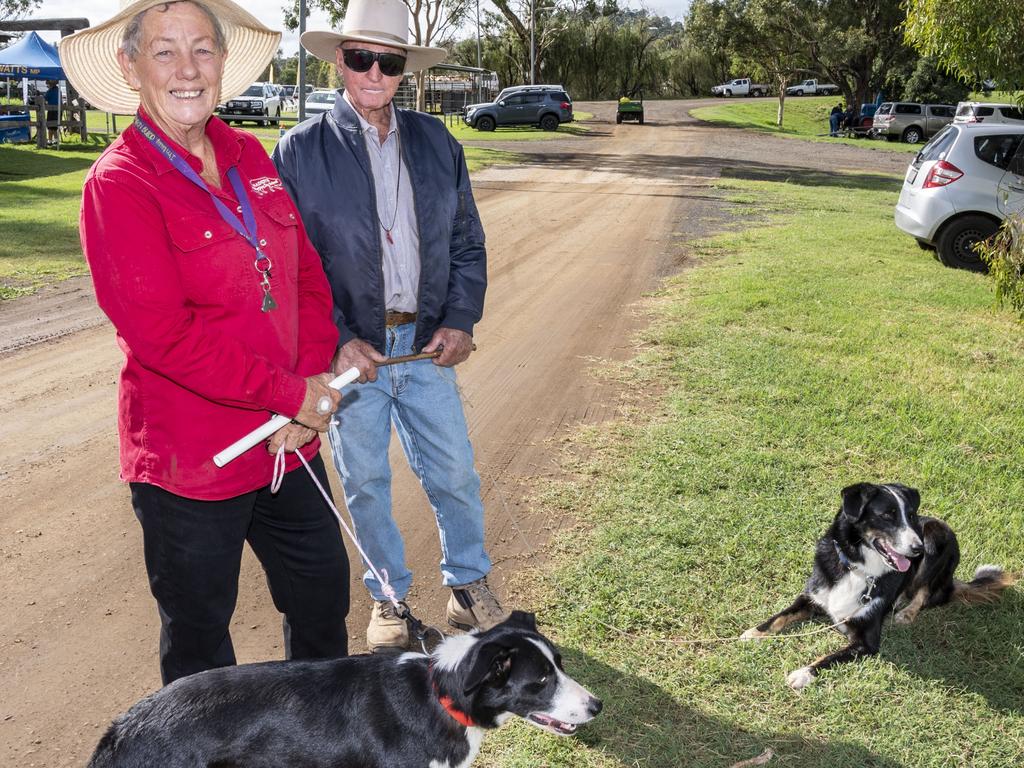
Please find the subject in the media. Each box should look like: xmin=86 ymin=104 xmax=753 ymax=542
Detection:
xmin=366 ymin=600 xmax=410 ymax=652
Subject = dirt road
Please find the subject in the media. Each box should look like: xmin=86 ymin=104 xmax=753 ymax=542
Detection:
xmin=0 ymin=100 xmax=906 ymax=766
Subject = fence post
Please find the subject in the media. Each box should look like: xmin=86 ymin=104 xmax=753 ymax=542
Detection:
xmin=33 ymin=96 xmax=46 ymax=149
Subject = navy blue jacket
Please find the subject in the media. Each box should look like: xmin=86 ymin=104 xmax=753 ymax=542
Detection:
xmin=273 ymin=96 xmax=487 ymax=354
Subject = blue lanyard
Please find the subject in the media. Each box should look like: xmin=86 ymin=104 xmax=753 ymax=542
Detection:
xmin=134 ymin=115 xmax=277 ymax=311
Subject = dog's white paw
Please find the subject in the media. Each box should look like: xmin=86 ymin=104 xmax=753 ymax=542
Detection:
xmin=893 ymin=609 xmax=917 ymax=625
xmin=786 ymin=666 xmax=816 ymax=691
xmin=740 ymin=628 xmax=766 ymax=641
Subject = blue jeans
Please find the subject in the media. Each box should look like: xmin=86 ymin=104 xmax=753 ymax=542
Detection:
xmin=829 ymin=114 xmax=841 ymax=135
xmin=327 ymin=322 xmax=491 ymax=601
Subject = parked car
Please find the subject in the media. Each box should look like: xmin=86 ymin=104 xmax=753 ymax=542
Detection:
xmin=870 ymin=101 xmax=955 ymax=143
xmin=216 ymin=82 xmax=282 ymax=126
xmin=853 ymin=102 xmax=879 ymax=130
xmin=786 ymin=79 xmax=839 ymax=96
xmin=711 ymin=78 xmax=768 ymax=97
xmin=283 ymin=84 xmax=314 ymax=100
xmin=462 ymin=84 xmax=558 ymax=115
xmin=894 ymin=122 xmax=1024 ymax=270
xmin=494 ymin=83 xmax=564 ymax=101
xmin=953 ymin=102 xmax=1024 ymax=126
xmin=303 ymin=89 xmax=337 ymax=118
xmin=464 ymin=87 xmax=573 ymax=131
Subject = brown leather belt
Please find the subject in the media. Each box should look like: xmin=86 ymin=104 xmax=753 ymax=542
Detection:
xmin=385 ymin=311 xmax=417 ymax=327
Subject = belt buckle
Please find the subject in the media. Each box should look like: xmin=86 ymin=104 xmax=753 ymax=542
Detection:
xmin=386 ymin=311 xmax=414 ymax=327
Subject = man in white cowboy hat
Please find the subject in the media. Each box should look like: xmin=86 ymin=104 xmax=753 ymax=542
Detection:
xmin=274 ymin=0 xmax=507 ymax=652
xmin=62 ymin=0 xmax=350 ymax=684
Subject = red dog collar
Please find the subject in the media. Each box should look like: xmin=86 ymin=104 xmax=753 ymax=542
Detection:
xmin=429 ymin=663 xmax=477 ymax=728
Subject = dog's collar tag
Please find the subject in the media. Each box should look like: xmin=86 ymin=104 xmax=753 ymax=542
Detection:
xmin=860 ymin=576 xmax=877 ymax=605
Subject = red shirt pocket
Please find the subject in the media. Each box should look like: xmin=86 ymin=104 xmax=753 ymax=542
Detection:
xmin=166 ymin=214 xmax=249 ymax=307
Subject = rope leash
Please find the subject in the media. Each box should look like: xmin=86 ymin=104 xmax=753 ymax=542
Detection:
xmin=256 ymin=346 xmax=483 ymax=654
xmin=272 ymin=446 xmax=401 ymax=608
xmin=271 ymin=445 xmax=445 ymax=653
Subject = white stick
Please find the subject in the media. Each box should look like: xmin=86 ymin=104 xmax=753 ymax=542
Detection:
xmin=213 ymin=366 xmax=361 ymax=467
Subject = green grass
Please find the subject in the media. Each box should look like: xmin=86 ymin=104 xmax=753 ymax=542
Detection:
xmin=76 ymin=108 xmax=594 ymax=143
xmin=0 ymin=144 xmax=96 ymax=298
xmin=0 ymin=114 xmax=521 ymax=299
xmin=481 ymin=172 xmax=1024 ymax=767
xmin=691 ymin=96 xmax=919 ymax=153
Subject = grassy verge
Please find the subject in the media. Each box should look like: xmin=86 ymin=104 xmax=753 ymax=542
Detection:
xmin=0 ymin=118 xmax=519 ymax=299
xmin=0 ymin=144 xmax=95 ymax=298
xmin=481 ymin=172 xmax=1024 ymax=767
xmin=691 ymin=96 xmax=918 ymax=153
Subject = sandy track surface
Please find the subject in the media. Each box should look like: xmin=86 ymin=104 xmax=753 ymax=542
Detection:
xmin=0 ymin=100 xmax=905 ymax=766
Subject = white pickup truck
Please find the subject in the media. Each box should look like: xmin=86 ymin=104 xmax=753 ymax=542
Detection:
xmin=711 ymin=78 xmax=769 ymax=98
xmin=785 ymin=79 xmax=840 ymax=96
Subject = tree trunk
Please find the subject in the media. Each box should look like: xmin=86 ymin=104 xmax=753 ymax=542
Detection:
xmin=776 ymin=80 xmax=786 ymax=126
xmin=415 ymin=71 xmax=426 ymax=112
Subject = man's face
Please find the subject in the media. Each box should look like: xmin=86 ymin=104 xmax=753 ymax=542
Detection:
xmin=118 ymin=1 xmax=225 ymax=135
xmin=337 ymin=42 xmax=406 ymax=116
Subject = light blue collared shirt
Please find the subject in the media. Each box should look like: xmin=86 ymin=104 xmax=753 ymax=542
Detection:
xmin=343 ymin=91 xmax=420 ymax=313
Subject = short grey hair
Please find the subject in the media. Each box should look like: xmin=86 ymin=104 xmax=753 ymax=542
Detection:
xmin=120 ymin=0 xmax=227 ymax=60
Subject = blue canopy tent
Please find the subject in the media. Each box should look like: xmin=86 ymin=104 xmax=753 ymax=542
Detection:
xmin=0 ymin=31 xmax=64 ymax=80
xmin=0 ymin=32 xmax=66 ymax=144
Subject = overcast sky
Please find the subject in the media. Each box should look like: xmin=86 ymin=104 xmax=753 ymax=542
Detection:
xmin=30 ymin=0 xmax=692 ymax=56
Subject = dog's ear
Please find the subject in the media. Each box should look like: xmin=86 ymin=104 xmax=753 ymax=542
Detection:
xmin=504 ymin=610 xmax=538 ymax=632
xmin=840 ymin=483 xmax=877 ymax=522
xmin=463 ymin=642 xmax=516 ymax=695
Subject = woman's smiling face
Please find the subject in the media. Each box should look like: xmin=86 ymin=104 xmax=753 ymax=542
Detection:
xmin=118 ymin=1 xmax=226 ymax=140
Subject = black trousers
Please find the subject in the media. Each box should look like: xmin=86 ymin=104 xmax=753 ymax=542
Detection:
xmin=131 ymin=454 xmax=350 ymax=685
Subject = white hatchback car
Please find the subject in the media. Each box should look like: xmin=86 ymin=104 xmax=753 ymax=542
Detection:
xmin=303 ymin=89 xmax=338 ymax=118
xmin=894 ymin=123 xmax=1024 ymax=270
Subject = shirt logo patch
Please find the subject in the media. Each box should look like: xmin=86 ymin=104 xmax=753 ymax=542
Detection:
xmin=250 ymin=176 xmax=284 ymax=196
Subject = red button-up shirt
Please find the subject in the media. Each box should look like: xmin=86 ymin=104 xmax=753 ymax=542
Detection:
xmin=80 ymin=111 xmax=339 ymax=500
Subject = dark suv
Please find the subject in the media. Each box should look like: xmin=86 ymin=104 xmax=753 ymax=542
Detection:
xmin=464 ymin=87 xmax=573 ymax=131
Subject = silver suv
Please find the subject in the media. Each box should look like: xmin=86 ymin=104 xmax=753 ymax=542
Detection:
xmin=464 ymin=87 xmax=573 ymax=132
xmin=871 ymin=102 xmax=955 ymax=144
xmin=216 ymin=82 xmax=282 ymax=127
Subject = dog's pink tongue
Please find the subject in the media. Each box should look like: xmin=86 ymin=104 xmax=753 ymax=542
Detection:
xmin=884 ymin=543 xmax=911 ymax=572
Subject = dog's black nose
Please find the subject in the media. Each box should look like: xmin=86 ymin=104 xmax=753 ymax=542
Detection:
xmin=588 ymin=698 xmax=603 ymax=716
xmin=909 ymin=543 xmax=923 ymax=557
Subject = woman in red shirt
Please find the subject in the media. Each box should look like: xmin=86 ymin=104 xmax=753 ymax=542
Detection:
xmin=63 ymin=0 xmax=349 ymax=684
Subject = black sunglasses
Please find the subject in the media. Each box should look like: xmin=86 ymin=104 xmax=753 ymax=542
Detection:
xmin=342 ymin=48 xmax=407 ymax=77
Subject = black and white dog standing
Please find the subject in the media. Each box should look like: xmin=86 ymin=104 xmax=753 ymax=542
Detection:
xmin=88 ymin=611 xmax=601 ymax=768
xmin=742 ymin=483 xmax=1014 ymax=691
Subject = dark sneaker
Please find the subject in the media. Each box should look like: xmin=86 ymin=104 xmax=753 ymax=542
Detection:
xmin=446 ymin=577 xmax=508 ymax=632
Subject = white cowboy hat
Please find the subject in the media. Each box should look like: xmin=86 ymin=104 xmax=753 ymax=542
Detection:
xmin=301 ymin=0 xmax=446 ymax=75
xmin=60 ymin=0 xmax=280 ymax=115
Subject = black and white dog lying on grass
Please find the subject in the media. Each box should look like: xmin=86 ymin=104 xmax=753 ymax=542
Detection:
xmin=742 ymin=482 xmax=1015 ymax=691
xmin=88 ymin=611 xmax=601 ymax=768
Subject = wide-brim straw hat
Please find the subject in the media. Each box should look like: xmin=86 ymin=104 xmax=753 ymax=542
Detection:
xmin=301 ymin=0 xmax=446 ymax=75
xmin=60 ymin=0 xmax=281 ymax=115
